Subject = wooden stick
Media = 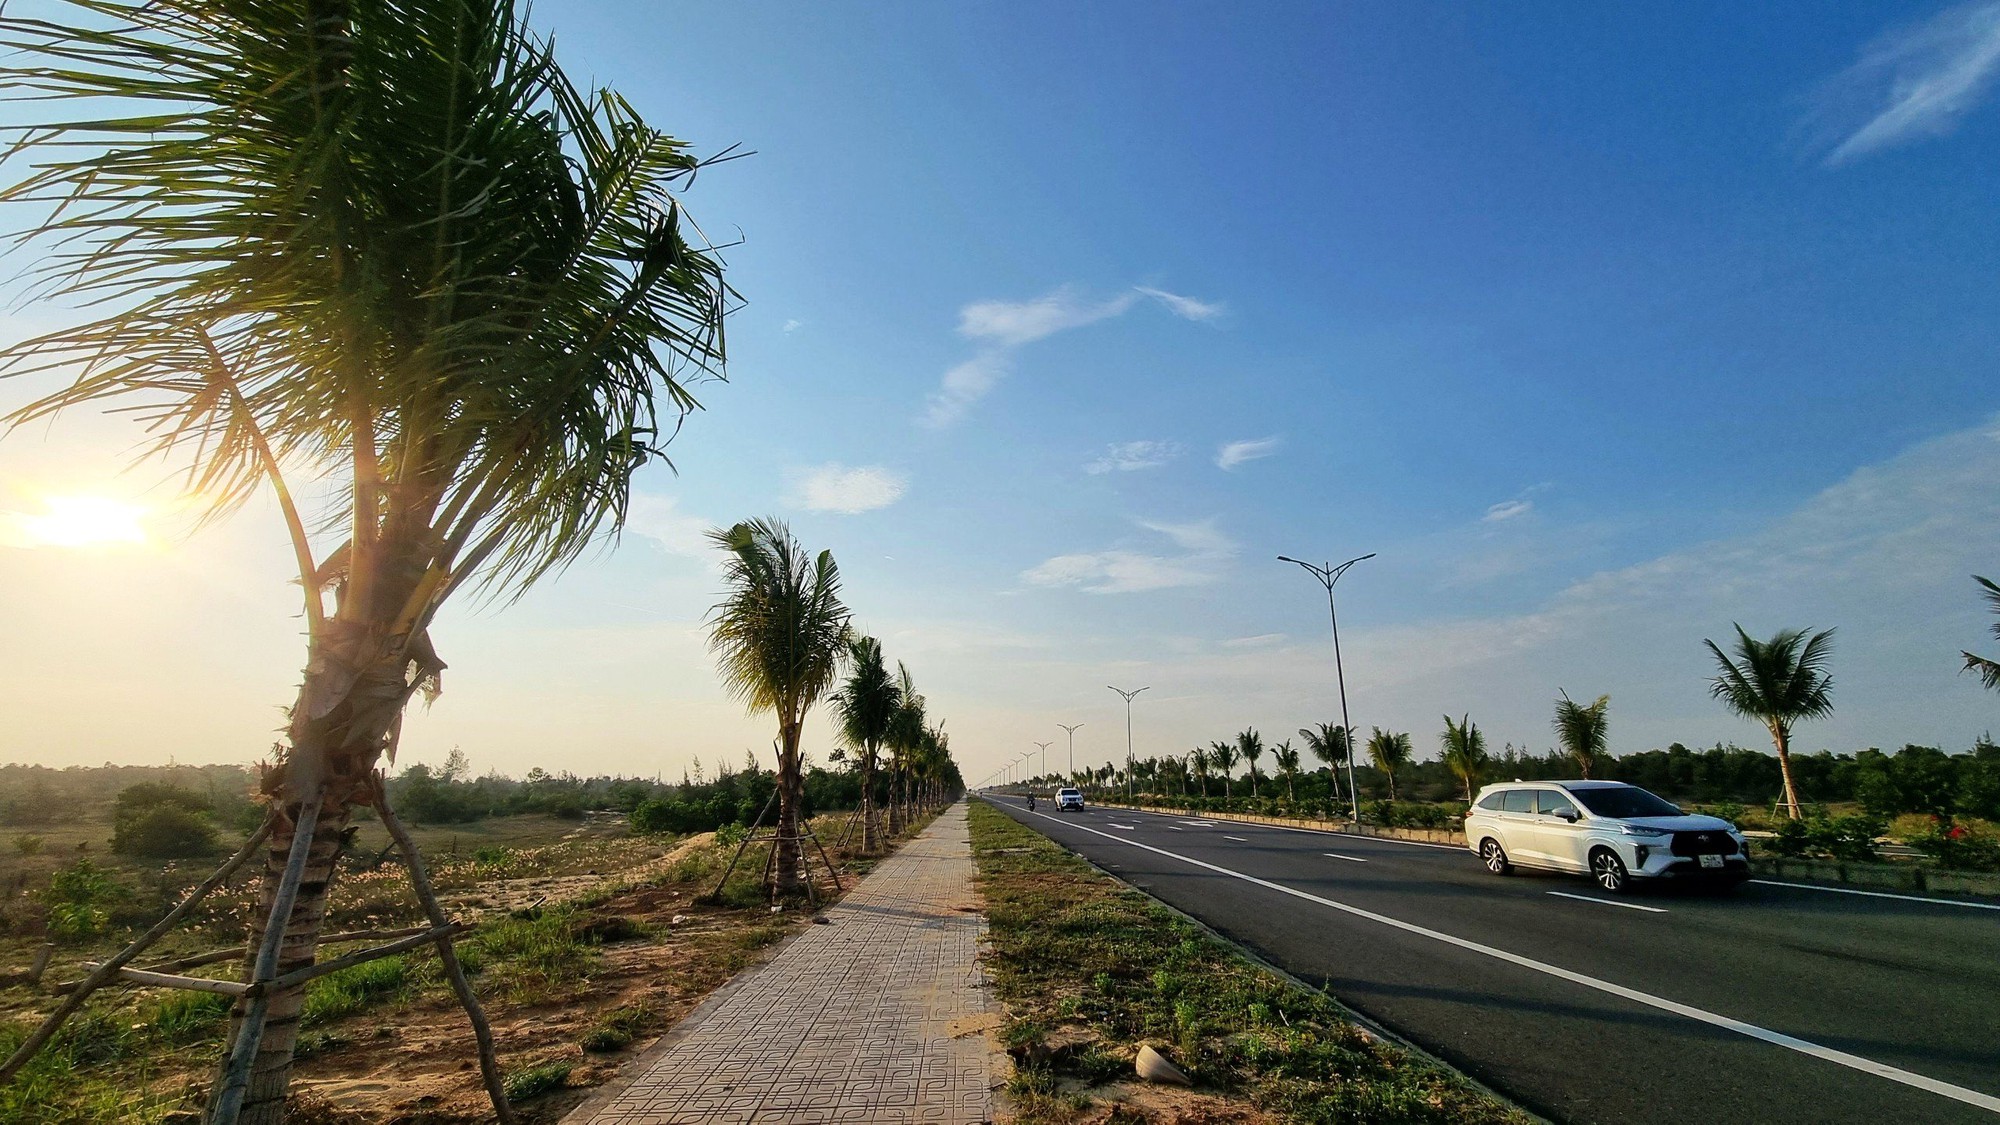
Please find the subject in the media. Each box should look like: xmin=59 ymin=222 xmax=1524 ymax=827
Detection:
xmin=27 ymin=944 xmax=53 ymax=985
xmin=710 ymin=787 xmax=777 ymax=901
xmin=0 ymin=812 xmax=274 ymax=1084
xmin=804 ymin=820 xmax=844 ymax=893
xmin=374 ymin=797 xmax=517 ymax=1125
xmin=75 ymin=964 xmax=250 ymax=997
xmin=50 ymin=925 xmax=438 ymax=993
xmin=269 ymin=924 xmax=466 ymax=990
xmin=210 ymin=792 xmax=323 ymax=1125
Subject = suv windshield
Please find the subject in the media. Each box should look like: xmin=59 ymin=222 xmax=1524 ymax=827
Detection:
xmin=1571 ymin=785 xmax=1680 ymax=819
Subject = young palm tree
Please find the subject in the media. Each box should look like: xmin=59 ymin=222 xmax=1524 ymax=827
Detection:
xmin=1964 ymin=576 xmax=2000 ymax=691
xmin=1238 ymin=729 xmax=1265 ymax=797
xmin=1706 ymin=625 xmax=1835 ymax=820
xmin=1273 ymin=741 xmax=1301 ymax=803
xmin=708 ymin=519 xmax=852 ymax=895
xmin=1440 ymin=714 xmax=1488 ymax=803
xmin=0 ymin=4 xmax=728 ymax=1117
xmin=1552 ymin=691 xmax=1611 ymax=779
xmin=1189 ymin=746 xmax=1210 ymax=797
xmin=1209 ymin=740 xmax=1239 ymax=798
xmin=1366 ymin=727 xmax=1412 ymax=801
xmin=1299 ymin=722 xmax=1349 ymax=806
xmin=831 ymin=636 xmax=900 ymax=853
xmin=885 ymin=665 xmax=926 ymax=834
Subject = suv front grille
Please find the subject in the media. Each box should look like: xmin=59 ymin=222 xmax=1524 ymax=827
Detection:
xmin=1669 ymin=831 xmax=1739 ymax=857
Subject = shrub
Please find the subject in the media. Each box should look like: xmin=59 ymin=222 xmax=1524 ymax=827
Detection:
xmin=1903 ymin=816 xmax=2000 ymax=872
xmin=1771 ymin=812 xmax=1881 ymax=862
xmin=13 ymin=834 xmax=42 ymax=856
xmin=40 ymin=858 xmax=128 ymax=942
xmin=112 ymin=802 xmax=221 ymax=858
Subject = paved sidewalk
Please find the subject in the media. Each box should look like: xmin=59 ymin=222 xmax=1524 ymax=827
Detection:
xmin=569 ymin=803 xmax=1001 ymax=1124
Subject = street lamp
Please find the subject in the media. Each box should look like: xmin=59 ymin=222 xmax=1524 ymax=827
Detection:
xmin=1034 ymin=741 xmax=1053 ymax=780
xmin=1277 ymin=552 xmax=1374 ymax=824
xmin=1107 ymin=685 xmax=1148 ymax=801
xmin=1058 ymin=723 xmax=1083 ymax=779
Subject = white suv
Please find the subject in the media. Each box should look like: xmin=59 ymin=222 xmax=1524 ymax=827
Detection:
xmin=1054 ymin=787 xmax=1085 ymax=811
xmin=1464 ymin=780 xmax=1748 ymax=892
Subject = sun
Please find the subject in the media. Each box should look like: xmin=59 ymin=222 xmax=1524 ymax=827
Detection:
xmin=13 ymin=495 xmax=150 ymax=548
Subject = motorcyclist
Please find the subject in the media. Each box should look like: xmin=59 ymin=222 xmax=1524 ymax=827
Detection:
xmin=1027 ymin=792 xmax=1037 ymax=811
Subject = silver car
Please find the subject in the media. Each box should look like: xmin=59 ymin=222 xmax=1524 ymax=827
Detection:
xmin=1463 ymin=780 xmax=1749 ymax=892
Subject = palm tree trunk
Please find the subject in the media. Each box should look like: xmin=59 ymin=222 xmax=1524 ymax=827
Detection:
xmin=1771 ymin=723 xmax=1804 ymax=820
xmin=887 ymin=766 xmax=904 ymax=836
xmin=773 ymin=720 xmax=806 ymax=897
xmin=860 ymin=750 xmax=880 ymax=853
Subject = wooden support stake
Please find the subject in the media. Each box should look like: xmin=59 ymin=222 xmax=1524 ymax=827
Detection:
xmin=709 ymin=787 xmax=778 ymax=902
xmin=0 ymin=812 xmax=274 ymax=1084
xmin=270 ymin=923 xmax=467 ymax=991
xmin=804 ymin=820 xmax=844 ymax=893
xmin=50 ymin=925 xmax=439 ymax=994
xmin=375 ymin=796 xmax=518 ymax=1125
xmin=76 ymin=964 xmax=251 ymax=997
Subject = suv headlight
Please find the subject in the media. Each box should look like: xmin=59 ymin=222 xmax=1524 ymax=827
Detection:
xmin=1616 ymin=824 xmax=1669 ymax=838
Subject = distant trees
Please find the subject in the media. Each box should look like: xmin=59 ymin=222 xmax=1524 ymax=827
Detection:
xmin=1273 ymin=741 xmax=1301 ymax=802
xmin=1299 ymin=723 xmax=1348 ymax=806
xmin=1440 ymin=715 xmax=1488 ymax=803
xmin=111 ymin=784 xmax=220 ymax=859
xmin=1189 ymin=746 xmax=1210 ymax=797
xmin=1552 ymin=692 xmax=1610 ymax=780
xmin=1706 ymin=626 xmax=1836 ymax=820
xmin=1367 ymin=728 xmax=1412 ymax=801
xmin=1237 ymin=729 xmax=1264 ymax=797
xmin=1208 ymin=741 xmax=1239 ymax=798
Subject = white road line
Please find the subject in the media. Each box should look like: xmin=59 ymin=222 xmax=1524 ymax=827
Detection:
xmin=1323 ymin=852 xmax=1369 ymax=863
xmin=1167 ymin=825 xmax=1185 ymax=831
xmin=1107 ymin=824 xmax=1137 ymax=831
xmin=1223 ymin=835 xmax=1249 ymax=841
xmin=1547 ymin=891 xmax=1666 ymax=914
xmin=1128 ymin=807 xmax=1469 ymax=851
xmin=1020 ymin=805 xmax=2000 ymax=1116
xmin=1749 ymin=879 xmax=2000 ymax=912
xmin=1179 ymin=820 xmax=1217 ymax=826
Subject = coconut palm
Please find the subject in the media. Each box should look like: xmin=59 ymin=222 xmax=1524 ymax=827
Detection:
xmin=1706 ymin=625 xmax=1835 ymax=820
xmin=0 ymin=3 xmax=728 ymax=1117
xmin=1964 ymin=576 xmax=2000 ymax=691
xmin=1237 ymin=729 xmax=1265 ymax=797
xmin=709 ymin=518 xmax=852 ymax=895
xmin=1299 ymin=722 xmax=1349 ymax=806
xmin=831 ymin=636 xmax=900 ymax=853
xmin=885 ymin=665 xmax=926 ymax=835
xmin=1273 ymin=741 xmax=1302 ymax=803
xmin=1552 ymin=691 xmax=1611 ymax=780
xmin=1366 ymin=728 xmax=1412 ymax=801
xmin=1208 ymin=740 xmax=1239 ymax=798
xmin=1440 ymin=714 xmax=1488 ymax=803
xmin=1189 ymin=746 xmax=1210 ymax=797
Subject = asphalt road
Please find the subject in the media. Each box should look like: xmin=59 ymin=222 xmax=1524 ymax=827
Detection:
xmin=982 ymin=796 xmax=2000 ymax=1125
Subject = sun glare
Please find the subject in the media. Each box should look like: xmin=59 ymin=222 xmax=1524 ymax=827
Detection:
xmin=13 ymin=495 xmax=150 ymax=549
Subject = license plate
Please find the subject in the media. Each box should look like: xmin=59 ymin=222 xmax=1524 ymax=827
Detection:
xmin=1698 ymin=854 xmax=1724 ymax=869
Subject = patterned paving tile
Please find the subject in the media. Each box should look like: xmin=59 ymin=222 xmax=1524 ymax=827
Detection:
xmin=568 ymin=804 xmax=1000 ymax=1125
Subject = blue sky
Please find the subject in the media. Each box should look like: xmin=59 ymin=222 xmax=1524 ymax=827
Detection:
xmin=4 ymin=2 xmax=2000 ymax=784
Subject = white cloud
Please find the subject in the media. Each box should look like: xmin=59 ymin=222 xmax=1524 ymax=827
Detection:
xmin=624 ymin=493 xmax=711 ymax=555
xmin=785 ymin=463 xmax=908 ymax=515
xmin=1022 ymin=550 xmax=1217 ymax=594
xmin=1135 ymin=517 xmax=1236 ymax=555
xmin=1135 ymin=286 xmax=1226 ymax=322
xmin=1811 ymin=1 xmax=2000 ymax=165
xmin=922 ymin=283 xmax=1223 ymax=428
xmin=781 ymin=318 xmax=803 ymax=334
xmin=1482 ymin=499 xmax=1534 ymax=523
xmin=1222 ymin=633 xmax=1287 ymax=649
xmin=1216 ymin=436 xmax=1282 ymax=470
xmin=1086 ymin=440 xmax=1183 ymax=475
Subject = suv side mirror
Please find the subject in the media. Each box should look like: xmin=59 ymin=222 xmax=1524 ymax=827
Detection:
xmin=1558 ymin=810 xmax=1580 ymax=823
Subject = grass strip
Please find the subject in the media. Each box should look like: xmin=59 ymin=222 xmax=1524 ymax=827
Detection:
xmin=968 ymin=801 xmax=1532 ymax=1125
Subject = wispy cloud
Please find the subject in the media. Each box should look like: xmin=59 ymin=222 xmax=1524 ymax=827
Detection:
xmin=1086 ymin=440 xmax=1183 ymax=475
xmin=1216 ymin=436 xmax=1282 ymax=470
xmin=785 ymin=463 xmax=909 ymax=515
xmin=1135 ymin=286 xmax=1226 ymax=322
xmin=625 ymin=494 xmax=712 ymax=555
xmin=1809 ymin=1 xmax=2000 ymax=165
xmin=1023 ymin=516 xmax=1237 ymax=595
xmin=1222 ymin=632 xmax=1287 ymax=649
xmin=1482 ymin=499 xmax=1533 ymax=523
xmin=781 ymin=318 xmax=803 ymax=334
xmin=921 ymin=283 xmax=1223 ymax=428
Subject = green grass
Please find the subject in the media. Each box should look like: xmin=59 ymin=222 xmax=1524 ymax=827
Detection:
xmin=502 ymin=1058 xmax=573 ymax=1101
xmin=301 ymin=953 xmax=412 ymax=1025
xmin=968 ymin=801 xmax=1531 ymax=1125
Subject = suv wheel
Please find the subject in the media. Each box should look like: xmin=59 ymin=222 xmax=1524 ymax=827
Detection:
xmin=1480 ymin=839 xmax=1512 ymax=875
xmin=1590 ymin=848 xmax=1630 ymax=893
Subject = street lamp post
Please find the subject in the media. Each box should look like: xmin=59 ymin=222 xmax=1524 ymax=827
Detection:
xmin=1058 ymin=723 xmax=1083 ymax=778
xmin=1034 ymin=741 xmax=1053 ymax=780
xmin=1107 ymin=685 xmax=1148 ymax=801
xmin=1277 ymin=552 xmax=1374 ymax=825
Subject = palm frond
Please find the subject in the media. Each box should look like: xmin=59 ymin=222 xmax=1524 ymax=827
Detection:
xmin=705 ymin=518 xmax=851 ymax=719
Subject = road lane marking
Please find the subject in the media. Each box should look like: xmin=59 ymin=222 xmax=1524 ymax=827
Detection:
xmin=1107 ymin=824 xmax=1137 ymax=831
xmin=1223 ymin=835 xmax=1249 ymax=841
xmin=1010 ymin=802 xmax=2000 ymax=1116
xmin=1547 ymin=891 xmax=1666 ymax=913
xmin=1323 ymin=853 xmax=1369 ymax=863
xmin=1167 ymin=825 xmax=1185 ymax=831
xmin=1749 ymin=879 xmax=2000 ymax=912
xmin=1179 ymin=820 xmax=1217 ymax=826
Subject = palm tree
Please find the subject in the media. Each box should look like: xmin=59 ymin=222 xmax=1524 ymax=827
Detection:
xmin=1440 ymin=714 xmax=1488 ymax=803
xmin=1552 ymin=691 xmax=1610 ymax=779
xmin=1964 ymin=576 xmax=2000 ymax=691
xmin=885 ymin=665 xmax=926 ymax=835
xmin=1299 ymin=722 xmax=1349 ymax=806
xmin=1706 ymin=625 xmax=1835 ymax=820
xmin=1273 ymin=741 xmax=1302 ymax=803
xmin=831 ymin=636 xmax=900 ymax=853
xmin=1209 ymin=740 xmax=1239 ymax=798
xmin=0 ymin=5 xmax=728 ymax=1118
xmin=1238 ymin=728 xmax=1265 ymax=797
xmin=1366 ymin=727 xmax=1412 ymax=801
xmin=1189 ymin=746 xmax=1210 ymax=797
xmin=709 ymin=519 xmax=852 ymax=896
